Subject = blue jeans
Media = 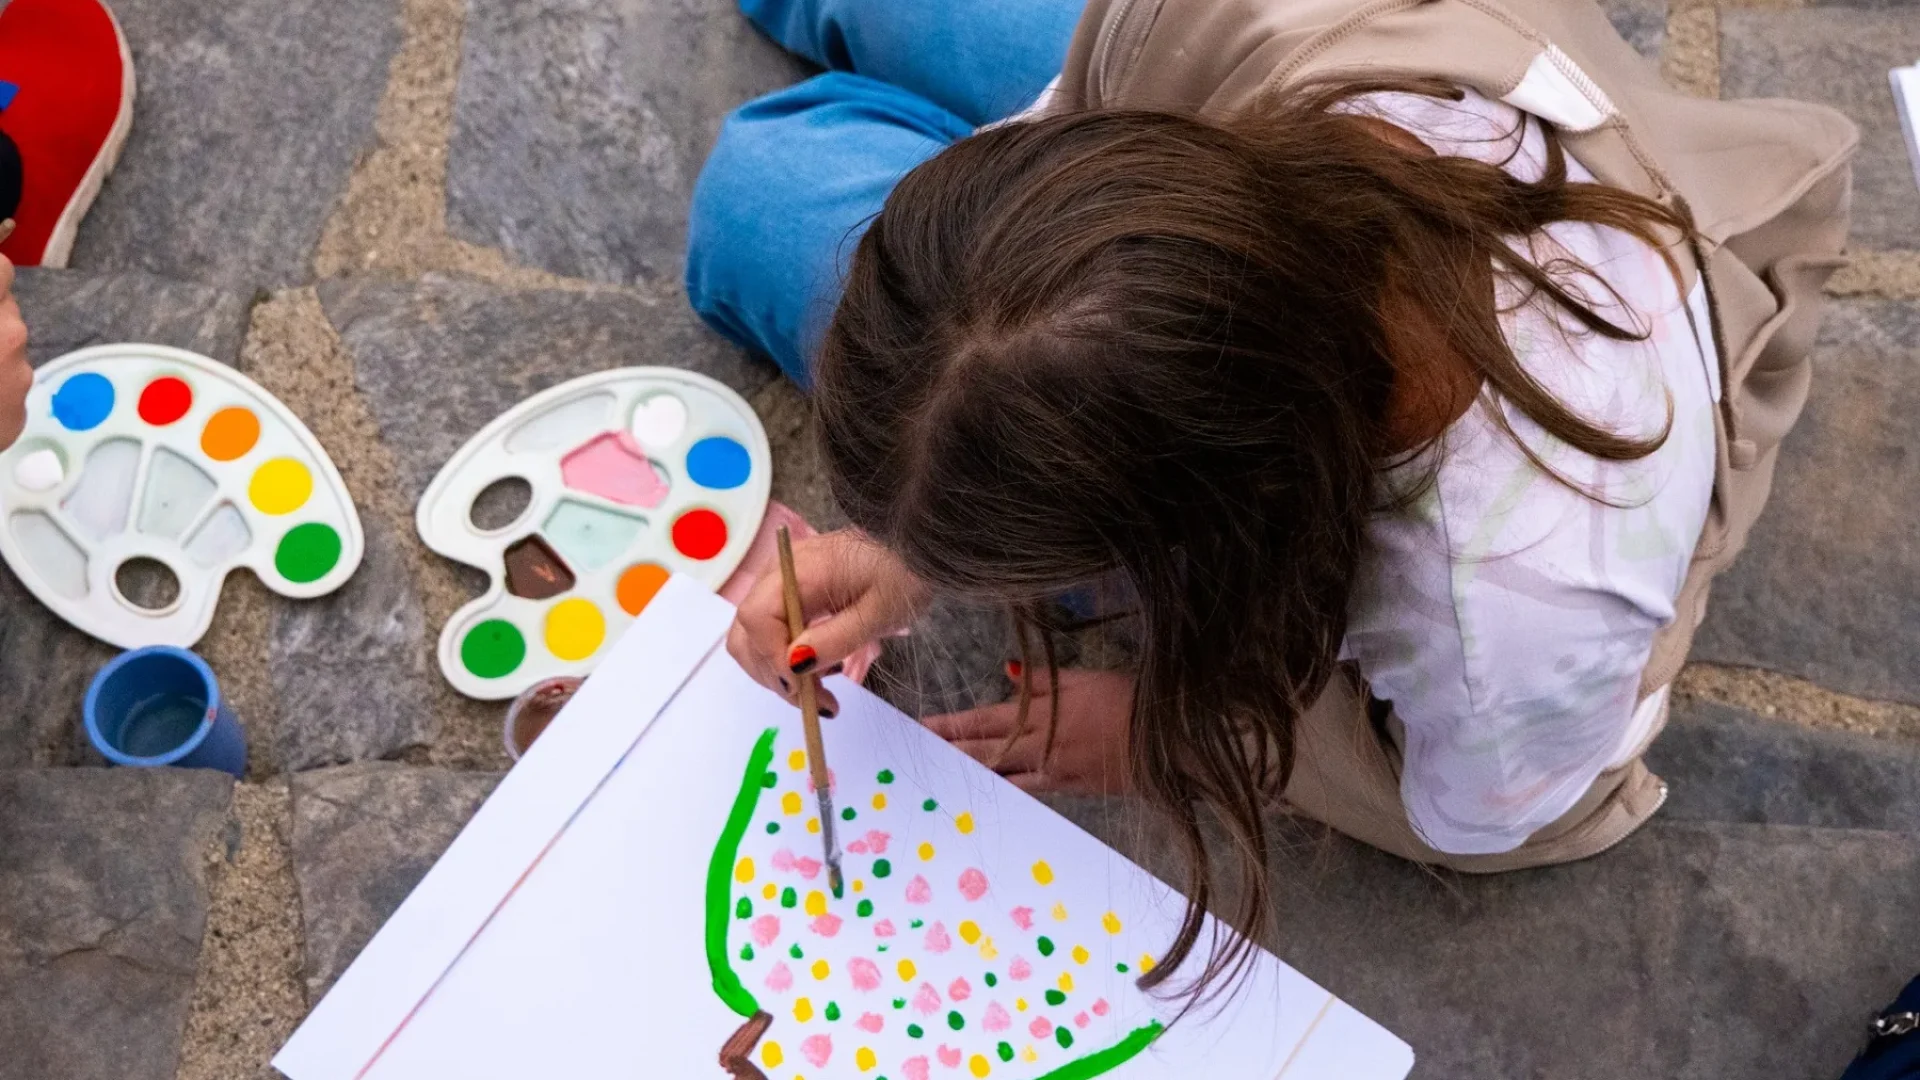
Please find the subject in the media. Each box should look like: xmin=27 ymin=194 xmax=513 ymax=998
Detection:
xmin=685 ymin=0 xmax=1082 ymax=384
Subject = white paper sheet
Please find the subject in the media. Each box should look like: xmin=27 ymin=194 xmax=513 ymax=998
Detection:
xmin=276 ymin=578 xmax=1413 ymax=1080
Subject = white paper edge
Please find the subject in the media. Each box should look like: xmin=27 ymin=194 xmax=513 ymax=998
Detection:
xmin=1893 ymin=64 xmax=1920 ymax=195
xmin=272 ymin=573 xmax=732 ymax=1080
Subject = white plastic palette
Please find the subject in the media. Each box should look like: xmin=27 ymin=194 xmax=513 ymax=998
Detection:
xmin=418 ymin=368 xmax=771 ymax=699
xmin=0 ymin=344 xmax=365 ymax=648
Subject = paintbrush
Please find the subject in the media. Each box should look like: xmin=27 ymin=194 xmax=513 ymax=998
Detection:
xmin=774 ymin=525 xmax=844 ymax=896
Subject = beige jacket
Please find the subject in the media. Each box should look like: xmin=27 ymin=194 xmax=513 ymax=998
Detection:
xmin=1050 ymin=0 xmax=1859 ymax=867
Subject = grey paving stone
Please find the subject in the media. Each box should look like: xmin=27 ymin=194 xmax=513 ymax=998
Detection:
xmin=0 ymin=768 xmax=235 ymax=1080
xmin=1651 ymin=698 xmax=1920 ymax=832
xmin=316 ymin=274 xmax=775 ymax=500
xmin=269 ymin=515 xmax=437 ymax=772
xmin=1721 ymin=7 xmax=1920 ymax=251
xmin=1051 ymin=803 xmax=1920 ymax=1080
xmin=444 ymin=0 xmax=808 ymax=285
xmin=1694 ymin=301 xmax=1920 ymax=704
xmin=16 ymin=268 xmax=251 ymax=368
xmin=1599 ymin=0 xmax=1666 ymax=61
xmin=0 ymin=570 xmax=117 ymax=768
xmin=66 ymin=0 xmax=402 ymax=289
xmin=290 ymin=763 xmax=500 ymax=998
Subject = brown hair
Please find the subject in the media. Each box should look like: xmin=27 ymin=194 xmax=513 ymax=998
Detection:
xmin=814 ymin=80 xmax=1693 ymax=1005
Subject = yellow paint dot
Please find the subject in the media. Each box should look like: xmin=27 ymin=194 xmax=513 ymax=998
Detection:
xmin=794 ymin=998 xmax=813 ymax=1023
xmin=1102 ymin=912 xmax=1123 ymax=935
xmin=762 ymin=883 xmax=777 ymax=900
xmin=856 ymin=1047 xmax=877 ymax=1072
xmin=762 ymin=1042 xmax=783 ymax=1068
xmin=958 ymin=920 xmax=981 ymax=945
xmin=247 ymin=457 xmax=313 ymax=515
xmin=806 ymin=817 xmax=821 ymax=835
xmin=781 ymin=792 xmax=802 ymax=815
xmin=917 ymin=842 xmax=935 ymax=861
xmin=897 ymin=959 xmax=916 ymax=981
xmin=1139 ymin=953 xmax=1157 ymax=973
xmin=852 ymin=879 xmax=865 ymax=894
xmin=1022 ymin=1046 xmax=1039 ymax=1063
xmin=1015 ymin=998 xmax=1028 ymax=1012
xmin=805 ymin=891 xmax=827 ymax=917
xmin=733 ymin=857 xmax=754 ymax=884
xmin=969 ymin=1054 xmax=991 ymax=1077
xmin=1071 ymin=945 xmax=1090 ymax=965
xmin=789 ymin=749 xmax=807 ymax=771
xmin=979 ymin=937 xmax=999 ymax=961
xmin=955 ymin=812 xmax=975 ymax=835
xmin=1032 ymin=861 xmax=1054 ymax=886
xmin=872 ymin=793 xmax=888 ymax=811
xmin=1051 ymin=903 xmax=1069 ymax=922
xmin=1058 ymin=972 xmax=1074 ymax=993
xmin=544 ymin=598 xmax=606 ymax=662
xmin=811 ymin=959 xmax=830 ymax=981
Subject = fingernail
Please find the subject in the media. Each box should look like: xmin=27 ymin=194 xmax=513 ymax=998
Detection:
xmin=819 ymin=703 xmax=837 ymax=719
xmin=788 ymin=645 xmax=818 ymax=674
xmin=779 ymin=676 xmax=790 ymax=692
xmin=824 ymin=662 xmax=844 ymax=677
xmin=1006 ymin=659 xmax=1023 ymax=679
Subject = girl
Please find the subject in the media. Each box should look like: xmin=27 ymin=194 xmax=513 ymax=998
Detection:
xmin=691 ymin=0 xmax=1854 ymax=991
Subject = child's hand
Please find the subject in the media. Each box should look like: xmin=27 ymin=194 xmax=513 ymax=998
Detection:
xmin=727 ymin=528 xmax=931 ymax=715
xmin=0 ymin=255 xmax=30 ymax=450
xmin=923 ymin=668 xmax=1137 ymax=796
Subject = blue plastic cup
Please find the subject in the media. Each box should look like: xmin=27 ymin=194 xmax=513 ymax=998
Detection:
xmin=84 ymin=646 xmax=246 ymax=777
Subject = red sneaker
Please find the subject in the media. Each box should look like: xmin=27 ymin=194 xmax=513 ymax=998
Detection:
xmin=0 ymin=0 xmax=135 ymax=267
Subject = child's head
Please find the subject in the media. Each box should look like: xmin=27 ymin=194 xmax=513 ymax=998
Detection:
xmin=814 ymin=82 xmax=1689 ymax=997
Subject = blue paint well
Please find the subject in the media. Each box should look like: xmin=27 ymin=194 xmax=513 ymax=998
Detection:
xmin=686 ymin=436 xmax=752 ymax=490
xmin=51 ymin=373 xmax=115 ymax=431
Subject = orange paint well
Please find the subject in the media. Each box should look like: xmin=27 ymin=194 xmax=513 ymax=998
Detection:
xmin=616 ymin=562 xmax=670 ymax=615
xmin=200 ymin=407 xmax=260 ymax=461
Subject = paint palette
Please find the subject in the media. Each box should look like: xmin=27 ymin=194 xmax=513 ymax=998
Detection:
xmin=418 ymin=368 xmax=771 ymax=699
xmin=0 ymin=345 xmax=364 ymax=648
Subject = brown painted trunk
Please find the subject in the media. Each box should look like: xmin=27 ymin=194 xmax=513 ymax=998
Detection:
xmin=718 ymin=1011 xmax=773 ymax=1080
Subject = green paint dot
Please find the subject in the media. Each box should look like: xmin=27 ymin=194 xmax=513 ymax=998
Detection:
xmin=459 ymin=619 xmax=525 ymax=679
xmin=275 ymin=522 xmax=343 ymax=584
xmin=780 ymin=887 xmax=798 ymax=909
xmin=910 ymin=919 xmax=924 ymax=930
xmin=739 ymin=943 xmax=754 ymax=962
xmin=825 ymin=1002 xmax=842 ymax=1022
xmin=892 ymin=998 xmax=907 ymax=1010
xmin=877 ymin=943 xmax=889 ymax=952
xmin=1057 ymin=1027 xmax=1075 ymax=1049
xmin=857 ymin=899 xmax=874 ymax=917
xmin=947 ymin=1010 xmax=965 ymax=1031
xmin=1116 ymin=962 xmax=1130 ymax=973
xmin=1045 ymin=989 xmax=1067 ymax=1007
xmin=872 ymin=859 xmax=892 ymax=879
xmin=766 ymin=822 xmax=780 ymax=835
xmin=841 ymin=807 xmax=857 ymax=821
xmin=789 ymin=943 xmax=804 ymax=959
xmin=735 ymin=897 xmax=752 ymax=919
xmin=760 ymin=772 xmax=778 ymax=788
xmin=877 ymin=769 xmax=894 ymax=784
xmin=997 ymin=1042 xmax=1015 ymax=1062
xmin=922 ymin=798 xmax=938 ymax=811
xmin=1037 ymin=936 xmax=1055 ymax=957
xmin=984 ymin=972 xmax=998 ymax=988
xmin=907 ymin=1024 xmax=923 ymax=1038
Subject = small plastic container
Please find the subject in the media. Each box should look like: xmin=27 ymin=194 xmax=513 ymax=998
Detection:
xmin=84 ymin=645 xmax=247 ymax=777
xmin=503 ymin=676 xmax=582 ymax=761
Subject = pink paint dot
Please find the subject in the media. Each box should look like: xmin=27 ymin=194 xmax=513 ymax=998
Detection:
xmin=765 ymin=962 xmax=792 ymax=993
xmin=793 ymin=857 xmax=822 ymax=881
xmin=874 ymin=919 xmax=896 ymax=939
xmin=750 ymin=915 xmax=781 ymax=948
xmin=957 ymin=868 xmax=989 ymax=901
xmin=1010 ymin=906 xmax=1035 ymax=930
xmin=863 ymin=830 xmax=891 ymax=854
xmin=849 ymin=957 xmax=882 ymax=992
xmin=982 ymin=1002 xmax=1011 ymax=1033
xmin=913 ymin=983 xmax=942 ymax=1015
xmin=948 ymin=978 xmax=972 ymax=1002
xmin=937 ymin=1045 xmax=963 ymax=1069
xmin=771 ymin=849 xmax=797 ymax=873
xmin=1029 ymin=1017 xmax=1054 ymax=1039
xmin=801 ymin=1033 xmax=833 ymax=1067
xmin=1075 ymin=1011 xmax=1091 ymax=1029
xmin=849 ymin=839 xmax=870 ymax=855
xmin=1008 ymin=957 xmax=1032 ymax=981
xmin=923 ymin=921 xmax=951 ymax=953
xmin=905 ymin=875 xmax=933 ymax=904
xmin=810 ymin=914 xmax=843 ymax=938
xmin=1092 ymin=998 xmax=1110 ymax=1017
xmin=807 ymin=769 xmax=836 ymax=794
xmin=903 ymin=1056 xmax=931 ymax=1080
xmin=857 ymin=1011 xmax=884 ymax=1033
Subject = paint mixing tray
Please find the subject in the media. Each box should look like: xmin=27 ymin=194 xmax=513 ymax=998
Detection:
xmin=0 ymin=345 xmax=364 ymax=649
xmin=418 ymin=368 xmax=771 ymax=699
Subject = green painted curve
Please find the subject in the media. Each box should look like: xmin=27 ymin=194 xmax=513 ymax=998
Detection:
xmin=706 ymin=726 xmax=779 ymax=1018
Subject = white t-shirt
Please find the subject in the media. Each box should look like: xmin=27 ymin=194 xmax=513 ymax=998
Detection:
xmin=1338 ymin=90 xmax=1718 ymax=855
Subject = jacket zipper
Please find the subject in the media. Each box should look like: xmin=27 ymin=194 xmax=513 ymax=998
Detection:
xmin=1096 ymin=0 xmax=1155 ymax=101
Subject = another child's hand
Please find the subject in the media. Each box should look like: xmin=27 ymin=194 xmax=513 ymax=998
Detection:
xmin=923 ymin=668 xmax=1136 ymax=796
xmin=728 ymin=528 xmax=931 ymax=715
xmin=0 ymin=256 xmax=31 ymax=450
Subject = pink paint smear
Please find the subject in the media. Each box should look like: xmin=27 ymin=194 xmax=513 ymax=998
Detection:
xmin=558 ymin=433 xmax=668 ymax=508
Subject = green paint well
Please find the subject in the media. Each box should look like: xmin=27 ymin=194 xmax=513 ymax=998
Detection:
xmin=1045 ymin=989 xmax=1067 ymax=1007
xmin=703 ymin=727 xmax=777 ymax=1019
xmin=1037 ymin=936 xmax=1055 ymax=957
xmin=459 ymin=619 xmax=525 ymax=679
xmin=275 ymin=522 xmax=343 ymax=583
xmin=872 ymin=859 xmax=892 ymax=879
xmin=947 ymin=1010 xmax=965 ymax=1031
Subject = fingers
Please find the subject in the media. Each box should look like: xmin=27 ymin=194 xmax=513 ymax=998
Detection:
xmin=0 ymin=251 xmax=16 ymax=298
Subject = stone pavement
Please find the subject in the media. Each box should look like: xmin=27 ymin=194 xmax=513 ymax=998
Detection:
xmin=0 ymin=0 xmax=1915 ymax=1077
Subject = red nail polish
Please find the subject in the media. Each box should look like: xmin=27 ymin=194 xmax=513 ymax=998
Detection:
xmin=789 ymin=644 xmax=818 ymax=674
xmin=1006 ymin=659 xmax=1023 ymax=679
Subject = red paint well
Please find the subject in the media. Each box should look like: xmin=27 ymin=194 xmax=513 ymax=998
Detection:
xmin=671 ymin=508 xmax=727 ymax=560
xmin=138 ymin=377 xmax=192 ymax=426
